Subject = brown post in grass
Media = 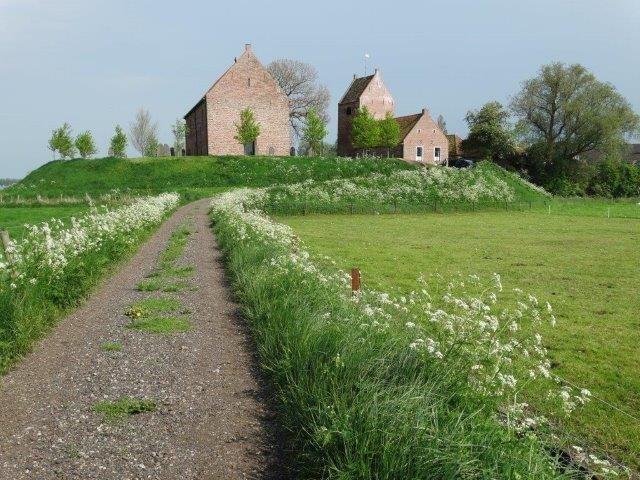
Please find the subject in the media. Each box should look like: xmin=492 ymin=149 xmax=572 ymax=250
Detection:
xmin=351 ymin=268 xmax=361 ymax=296
xmin=0 ymin=229 xmax=14 ymax=265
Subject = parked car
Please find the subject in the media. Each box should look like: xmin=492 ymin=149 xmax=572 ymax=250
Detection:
xmin=449 ymin=158 xmax=475 ymax=169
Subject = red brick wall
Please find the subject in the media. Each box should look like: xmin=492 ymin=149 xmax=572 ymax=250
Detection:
xmin=337 ymin=70 xmax=394 ymax=157
xmin=184 ymin=45 xmax=290 ymax=156
xmin=205 ymin=45 xmax=290 ymax=156
xmin=185 ymin=99 xmax=208 ymax=156
xmin=402 ymin=112 xmax=449 ymax=164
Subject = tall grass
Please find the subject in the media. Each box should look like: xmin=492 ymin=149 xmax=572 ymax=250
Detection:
xmin=0 ymin=194 xmax=179 ymax=372
xmin=210 ymin=193 xmax=579 ymax=479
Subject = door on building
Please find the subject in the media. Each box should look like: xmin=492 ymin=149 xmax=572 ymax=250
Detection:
xmin=244 ymin=141 xmax=256 ymax=156
xmin=434 ymin=147 xmax=441 ymax=163
xmin=416 ymin=146 xmax=423 ymax=162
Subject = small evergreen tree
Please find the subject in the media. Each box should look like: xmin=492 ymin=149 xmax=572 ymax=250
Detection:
xmin=234 ymin=108 xmax=261 ymax=154
xmin=171 ymin=118 xmax=188 ymax=155
xmin=109 ymin=125 xmax=128 ymax=158
xmin=48 ymin=122 xmax=76 ymax=159
xmin=75 ymin=131 xmax=97 ymax=159
xmin=302 ymin=107 xmax=327 ymax=156
xmin=351 ymin=106 xmax=379 ymax=155
xmin=378 ymin=112 xmax=400 ymax=157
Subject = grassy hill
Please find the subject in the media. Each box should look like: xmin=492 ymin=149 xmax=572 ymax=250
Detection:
xmin=6 ymin=156 xmax=418 ymax=199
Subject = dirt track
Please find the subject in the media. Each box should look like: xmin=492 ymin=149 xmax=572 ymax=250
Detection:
xmin=0 ymin=199 xmax=286 ymax=479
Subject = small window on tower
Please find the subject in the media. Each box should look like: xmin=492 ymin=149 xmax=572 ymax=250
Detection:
xmin=346 ymin=107 xmax=352 ymax=115
xmin=248 ymin=78 xmax=251 ymax=87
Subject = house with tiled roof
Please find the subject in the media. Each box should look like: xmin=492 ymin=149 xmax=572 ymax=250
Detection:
xmin=337 ymin=70 xmax=448 ymax=163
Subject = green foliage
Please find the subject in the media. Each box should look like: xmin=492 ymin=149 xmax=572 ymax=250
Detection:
xmin=143 ymin=133 xmax=159 ymax=157
xmin=437 ymin=114 xmax=448 ymax=134
xmin=101 ymin=341 xmax=122 ymax=352
xmin=351 ymin=106 xmax=380 ymax=152
xmin=378 ymin=111 xmax=400 ymax=156
xmin=210 ymin=204 xmax=573 ymax=479
xmin=587 ymin=159 xmax=640 ymax=197
xmin=462 ymin=101 xmax=515 ymax=161
xmin=127 ymin=297 xmax=182 ymax=316
xmin=281 ymin=211 xmax=640 ymax=470
xmin=171 ymin=118 xmax=188 ymax=154
xmin=74 ymin=131 xmax=97 ymax=159
xmin=92 ymin=397 xmax=157 ymax=420
xmin=48 ymin=123 xmax=76 ymax=159
xmin=511 ymin=62 xmax=640 ymax=173
xmin=233 ymin=107 xmax=261 ymax=150
xmin=6 ymin=156 xmax=417 ymax=199
xmin=108 ymin=125 xmax=127 ymax=158
xmin=301 ymin=107 xmax=327 ymax=156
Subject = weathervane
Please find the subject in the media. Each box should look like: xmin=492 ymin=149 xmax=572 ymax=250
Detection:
xmin=364 ymin=53 xmax=370 ymax=76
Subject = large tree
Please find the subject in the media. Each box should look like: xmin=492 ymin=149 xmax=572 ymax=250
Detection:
xmin=129 ymin=108 xmax=158 ymax=156
xmin=48 ymin=122 xmax=76 ymax=159
xmin=109 ymin=125 xmax=128 ymax=158
xmin=75 ymin=131 xmax=97 ymax=159
xmin=302 ymin=107 xmax=327 ymax=156
xmin=462 ymin=101 xmax=515 ymax=162
xmin=510 ymin=62 xmax=640 ymax=173
xmin=267 ymin=59 xmax=330 ymax=138
xmin=351 ymin=106 xmax=380 ymax=155
xmin=378 ymin=112 xmax=400 ymax=157
xmin=234 ymin=107 xmax=261 ymax=154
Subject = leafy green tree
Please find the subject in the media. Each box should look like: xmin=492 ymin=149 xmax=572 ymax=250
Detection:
xmin=144 ymin=133 xmax=159 ymax=157
xmin=351 ymin=106 xmax=379 ymax=155
xmin=74 ymin=131 xmax=97 ymax=159
xmin=302 ymin=107 xmax=327 ymax=156
xmin=511 ymin=62 xmax=640 ymax=175
xmin=171 ymin=118 xmax=188 ymax=155
xmin=48 ymin=122 xmax=76 ymax=159
xmin=234 ymin=107 xmax=261 ymax=154
xmin=109 ymin=125 xmax=128 ymax=158
xmin=462 ymin=101 xmax=514 ymax=161
xmin=378 ymin=112 xmax=400 ymax=157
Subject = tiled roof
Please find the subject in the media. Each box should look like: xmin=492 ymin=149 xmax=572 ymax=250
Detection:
xmin=339 ymin=75 xmax=375 ymax=104
xmin=395 ymin=113 xmax=422 ymax=140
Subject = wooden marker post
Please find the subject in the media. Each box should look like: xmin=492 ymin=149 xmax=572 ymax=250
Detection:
xmin=0 ymin=229 xmax=14 ymax=265
xmin=351 ymin=268 xmax=361 ymax=297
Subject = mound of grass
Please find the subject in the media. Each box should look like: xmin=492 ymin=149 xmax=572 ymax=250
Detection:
xmin=135 ymin=279 xmax=162 ymax=292
xmin=92 ymin=397 xmax=157 ymax=420
xmin=7 ymin=156 xmax=417 ymax=200
xmin=126 ymin=316 xmax=191 ymax=334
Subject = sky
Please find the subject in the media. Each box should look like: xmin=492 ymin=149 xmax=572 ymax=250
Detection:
xmin=1 ymin=0 xmax=639 ymax=178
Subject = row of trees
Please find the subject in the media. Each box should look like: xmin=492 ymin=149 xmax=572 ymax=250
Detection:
xmin=460 ymin=62 xmax=640 ymax=195
xmin=351 ymin=108 xmax=400 ymax=156
xmin=48 ymin=110 xmax=188 ymax=160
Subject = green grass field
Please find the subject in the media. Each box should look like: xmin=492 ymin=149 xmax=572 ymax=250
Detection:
xmin=0 ymin=205 xmax=89 ymax=240
xmin=4 ymin=155 xmax=416 ymax=199
xmin=279 ymin=210 xmax=640 ymax=470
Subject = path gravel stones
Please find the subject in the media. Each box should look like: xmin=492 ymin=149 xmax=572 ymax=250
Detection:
xmin=0 ymin=199 xmax=286 ymax=479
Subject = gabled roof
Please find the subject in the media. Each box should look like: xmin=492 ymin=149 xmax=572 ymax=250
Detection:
xmin=395 ymin=113 xmax=422 ymax=140
xmin=339 ymin=74 xmax=375 ymax=105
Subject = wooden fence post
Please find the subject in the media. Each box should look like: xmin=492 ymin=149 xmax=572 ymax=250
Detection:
xmin=0 ymin=229 xmax=15 ymax=265
xmin=351 ymin=268 xmax=361 ymax=297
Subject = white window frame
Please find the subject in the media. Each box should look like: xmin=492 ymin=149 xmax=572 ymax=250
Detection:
xmin=416 ymin=146 xmax=424 ymax=162
xmin=434 ymin=146 xmax=441 ymax=163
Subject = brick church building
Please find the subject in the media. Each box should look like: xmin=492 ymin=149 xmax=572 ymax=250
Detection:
xmin=337 ymin=69 xmax=448 ymax=164
xmin=184 ymin=44 xmax=290 ymax=156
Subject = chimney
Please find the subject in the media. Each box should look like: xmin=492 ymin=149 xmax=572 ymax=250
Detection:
xmin=353 ymin=74 xmax=357 ymax=80
xmin=421 ymin=108 xmax=427 ymax=115
xmin=374 ymin=68 xmax=379 ymax=75
xmin=245 ymin=43 xmax=252 ymax=52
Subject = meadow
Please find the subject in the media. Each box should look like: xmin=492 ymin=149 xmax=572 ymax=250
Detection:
xmin=279 ymin=210 xmax=640 ymax=470
xmin=0 ymin=205 xmax=89 ymax=239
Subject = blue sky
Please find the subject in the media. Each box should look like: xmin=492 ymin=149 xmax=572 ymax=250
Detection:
xmin=1 ymin=0 xmax=638 ymax=178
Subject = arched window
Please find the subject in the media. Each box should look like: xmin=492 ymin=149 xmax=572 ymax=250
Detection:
xmin=247 ymin=78 xmax=251 ymax=87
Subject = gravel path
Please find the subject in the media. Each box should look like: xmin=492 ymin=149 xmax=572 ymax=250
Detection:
xmin=0 ymin=199 xmax=287 ymax=479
